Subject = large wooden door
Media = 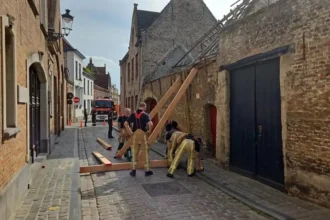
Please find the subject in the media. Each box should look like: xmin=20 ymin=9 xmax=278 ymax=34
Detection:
xmin=255 ymin=58 xmax=284 ymax=186
xmin=230 ymin=65 xmax=256 ymax=175
xmin=29 ymin=67 xmax=41 ymax=163
xmin=230 ymin=58 xmax=284 ymax=188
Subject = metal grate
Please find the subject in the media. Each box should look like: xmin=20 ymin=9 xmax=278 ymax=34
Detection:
xmin=142 ymin=181 xmax=190 ymax=197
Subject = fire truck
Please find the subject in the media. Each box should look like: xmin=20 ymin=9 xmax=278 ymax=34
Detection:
xmin=91 ymin=97 xmax=118 ymax=121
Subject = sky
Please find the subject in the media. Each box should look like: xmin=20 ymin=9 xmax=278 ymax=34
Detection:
xmin=60 ymin=0 xmax=237 ymax=93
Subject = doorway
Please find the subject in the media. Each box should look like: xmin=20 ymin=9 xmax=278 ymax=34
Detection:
xmin=145 ymin=98 xmax=158 ymax=128
xmin=204 ymin=104 xmax=217 ymax=156
xmin=229 ymin=58 xmax=284 ymax=189
xmin=29 ymin=66 xmax=41 ymax=163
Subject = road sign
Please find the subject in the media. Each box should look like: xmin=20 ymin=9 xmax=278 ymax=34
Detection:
xmin=73 ymin=97 xmax=80 ymax=103
xmin=67 ymin=92 xmax=74 ymax=100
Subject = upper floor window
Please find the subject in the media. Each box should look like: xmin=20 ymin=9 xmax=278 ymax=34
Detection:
xmin=90 ymin=81 xmax=93 ymax=95
xmin=39 ymin=0 xmax=47 ymax=36
xmin=75 ymin=61 xmax=78 ymax=79
xmin=1 ymin=15 xmax=18 ymax=137
xmin=135 ymin=54 xmax=138 ymax=78
xmin=131 ymin=58 xmax=134 ymax=81
xmin=127 ymin=62 xmax=130 ymax=82
xmin=79 ymin=63 xmax=81 ymax=80
xmin=131 ymin=28 xmax=134 ymax=44
xmin=87 ymin=80 xmax=90 ymax=95
xmin=83 ymin=78 xmax=86 ymax=94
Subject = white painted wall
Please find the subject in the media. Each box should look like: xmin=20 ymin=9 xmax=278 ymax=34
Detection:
xmin=83 ymin=74 xmax=94 ymax=113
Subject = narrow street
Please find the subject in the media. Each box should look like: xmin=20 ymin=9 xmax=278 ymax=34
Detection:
xmin=78 ymin=127 xmax=269 ymax=220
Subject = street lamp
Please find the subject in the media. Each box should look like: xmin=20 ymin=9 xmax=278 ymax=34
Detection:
xmin=47 ymin=9 xmax=74 ymax=41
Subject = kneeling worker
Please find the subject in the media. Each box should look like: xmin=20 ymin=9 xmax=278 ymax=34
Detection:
xmin=165 ymin=121 xmax=183 ymax=166
xmin=124 ymin=102 xmax=154 ymax=177
xmin=167 ymin=133 xmax=204 ymax=178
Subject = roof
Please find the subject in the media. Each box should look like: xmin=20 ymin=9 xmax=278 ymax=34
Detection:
xmin=63 ymin=38 xmax=86 ymax=59
xmin=136 ymin=10 xmax=160 ymax=30
xmin=94 ymin=74 xmax=110 ymax=90
xmin=83 ymin=71 xmax=95 ymax=80
xmin=120 ymin=52 xmax=129 ymax=65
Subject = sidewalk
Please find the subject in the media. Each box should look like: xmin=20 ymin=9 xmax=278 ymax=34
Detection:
xmin=148 ymin=140 xmax=330 ymax=220
xmin=13 ymin=129 xmax=81 ymax=220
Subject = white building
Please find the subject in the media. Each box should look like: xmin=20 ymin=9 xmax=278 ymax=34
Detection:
xmin=63 ymin=38 xmax=86 ymax=121
xmin=83 ymin=70 xmax=95 ymax=114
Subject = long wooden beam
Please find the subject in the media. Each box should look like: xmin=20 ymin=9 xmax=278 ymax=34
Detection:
xmin=97 ymin=138 xmax=112 ymax=150
xmin=148 ymin=68 xmax=199 ymax=144
xmin=116 ymin=77 xmax=182 ymax=157
xmin=79 ymin=160 xmax=168 ymax=173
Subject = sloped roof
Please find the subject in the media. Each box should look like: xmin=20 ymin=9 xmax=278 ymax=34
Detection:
xmin=173 ymin=0 xmax=257 ymax=68
xmin=95 ymin=74 xmax=110 ymax=90
xmin=136 ymin=10 xmax=160 ymax=30
xmin=63 ymin=38 xmax=86 ymax=59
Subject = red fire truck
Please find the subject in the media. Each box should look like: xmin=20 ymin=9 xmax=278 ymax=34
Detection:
xmin=91 ymin=97 xmax=118 ymax=121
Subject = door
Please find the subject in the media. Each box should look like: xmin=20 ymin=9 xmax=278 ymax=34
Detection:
xmin=230 ymin=65 xmax=256 ymax=175
xmin=255 ymin=58 xmax=284 ymax=186
xmin=229 ymin=58 xmax=284 ymax=187
xmin=209 ymin=105 xmax=217 ymax=152
xmin=149 ymin=99 xmax=158 ymax=128
xmin=29 ymin=67 xmax=41 ymax=163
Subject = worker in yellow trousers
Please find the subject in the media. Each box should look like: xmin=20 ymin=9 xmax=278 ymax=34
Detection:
xmin=167 ymin=133 xmax=204 ymax=178
xmin=167 ymin=131 xmax=184 ymax=166
xmin=124 ymin=102 xmax=154 ymax=177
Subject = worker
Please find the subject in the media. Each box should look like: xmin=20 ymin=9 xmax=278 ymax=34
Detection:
xmin=91 ymin=110 xmax=96 ymax=126
xmin=165 ymin=121 xmax=183 ymax=166
xmin=108 ymin=109 xmax=115 ymax=138
xmin=114 ymin=108 xmax=132 ymax=162
xmin=84 ymin=109 xmax=88 ymax=127
xmin=167 ymin=133 xmax=204 ymax=178
xmin=124 ymin=102 xmax=153 ymax=177
xmin=164 ymin=120 xmax=181 ymax=158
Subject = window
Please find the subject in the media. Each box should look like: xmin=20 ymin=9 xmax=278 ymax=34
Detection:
xmin=39 ymin=0 xmax=47 ymax=36
xmin=91 ymin=82 xmax=93 ymax=96
xmin=131 ymin=58 xmax=134 ymax=81
xmin=75 ymin=61 xmax=78 ymax=79
xmin=127 ymin=62 xmax=130 ymax=82
xmin=131 ymin=96 xmax=134 ymax=109
xmin=126 ymin=97 xmax=128 ymax=108
xmin=135 ymin=95 xmax=138 ymax=108
xmin=2 ymin=15 xmax=18 ymax=135
xmin=135 ymin=54 xmax=138 ymax=78
xmin=131 ymin=28 xmax=134 ymax=44
xmin=87 ymin=80 xmax=89 ymax=95
xmin=84 ymin=78 xmax=86 ymax=94
xmin=79 ymin=63 xmax=81 ymax=80
xmin=128 ymin=97 xmax=131 ymax=109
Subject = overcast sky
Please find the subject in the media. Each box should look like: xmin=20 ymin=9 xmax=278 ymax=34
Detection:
xmin=61 ymin=0 xmax=237 ymax=93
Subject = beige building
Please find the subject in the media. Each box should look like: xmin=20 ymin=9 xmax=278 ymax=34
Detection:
xmin=0 ymin=0 xmax=69 ymax=219
xmin=111 ymin=84 xmax=119 ymax=105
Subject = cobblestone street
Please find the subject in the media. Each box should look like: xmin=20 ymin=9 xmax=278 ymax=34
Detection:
xmin=79 ymin=127 xmax=270 ymax=220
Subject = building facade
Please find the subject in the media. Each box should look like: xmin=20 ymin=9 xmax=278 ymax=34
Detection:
xmin=140 ymin=0 xmax=330 ymax=209
xmin=83 ymin=70 xmax=95 ymax=113
xmin=111 ymin=84 xmax=119 ymax=105
xmin=120 ymin=0 xmax=217 ymax=114
xmin=0 ymin=0 xmax=66 ymax=219
xmin=88 ymin=58 xmax=112 ymax=99
xmin=63 ymin=38 xmax=85 ymax=122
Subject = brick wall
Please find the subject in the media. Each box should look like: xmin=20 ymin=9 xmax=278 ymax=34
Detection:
xmin=217 ymin=0 xmax=330 ymax=207
xmin=94 ymin=85 xmax=110 ymax=99
xmin=0 ymin=1 xmax=48 ymax=191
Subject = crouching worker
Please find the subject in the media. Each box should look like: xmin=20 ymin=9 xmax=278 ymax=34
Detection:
xmin=165 ymin=120 xmax=181 ymax=160
xmin=114 ymin=108 xmax=132 ymax=161
xmin=124 ymin=102 xmax=154 ymax=177
xmin=167 ymin=133 xmax=204 ymax=178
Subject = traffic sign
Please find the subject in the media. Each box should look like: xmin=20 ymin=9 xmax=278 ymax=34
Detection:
xmin=73 ymin=97 xmax=80 ymax=103
xmin=67 ymin=92 xmax=74 ymax=100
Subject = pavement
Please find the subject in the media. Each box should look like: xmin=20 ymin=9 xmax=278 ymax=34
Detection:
xmin=11 ymin=125 xmax=330 ymax=220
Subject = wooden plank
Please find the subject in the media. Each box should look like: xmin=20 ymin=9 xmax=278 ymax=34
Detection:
xmin=148 ymin=68 xmax=199 ymax=144
xmin=97 ymin=138 xmax=112 ymax=150
xmin=79 ymin=160 xmax=168 ymax=174
xmin=116 ymin=77 xmax=182 ymax=157
xmin=92 ymin=151 xmax=112 ymax=166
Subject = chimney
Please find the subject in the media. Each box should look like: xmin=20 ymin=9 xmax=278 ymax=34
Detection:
xmin=134 ymin=3 xmax=138 ymax=9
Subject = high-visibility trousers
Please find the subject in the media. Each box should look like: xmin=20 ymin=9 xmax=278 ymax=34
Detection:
xmin=168 ymin=139 xmax=195 ymax=175
xmin=131 ymin=129 xmax=150 ymax=171
xmin=168 ymin=131 xmax=184 ymax=166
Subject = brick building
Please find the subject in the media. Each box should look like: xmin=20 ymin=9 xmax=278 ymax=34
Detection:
xmin=140 ymin=0 xmax=330 ymax=208
xmin=119 ymin=0 xmax=217 ymax=114
xmin=87 ymin=58 xmax=112 ymax=98
xmin=0 ymin=0 xmax=67 ymax=219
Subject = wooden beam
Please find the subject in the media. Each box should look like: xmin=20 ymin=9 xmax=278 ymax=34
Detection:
xmin=148 ymin=68 xmax=199 ymax=144
xmin=97 ymin=138 xmax=112 ymax=150
xmin=79 ymin=160 xmax=168 ymax=174
xmin=92 ymin=151 xmax=112 ymax=166
xmin=116 ymin=77 xmax=182 ymax=157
